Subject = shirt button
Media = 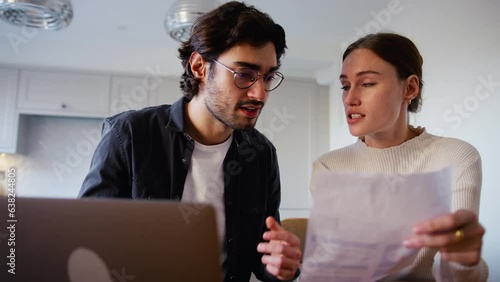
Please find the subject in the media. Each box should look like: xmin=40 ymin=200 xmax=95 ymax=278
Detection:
xmin=228 ymin=238 xmax=234 ymax=244
xmin=174 ymin=195 xmax=180 ymax=200
xmin=182 ymin=158 xmax=188 ymax=164
xmin=229 ymin=276 xmax=236 ymax=280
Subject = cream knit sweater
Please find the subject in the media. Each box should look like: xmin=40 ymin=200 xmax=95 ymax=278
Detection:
xmin=311 ymin=127 xmax=488 ymax=281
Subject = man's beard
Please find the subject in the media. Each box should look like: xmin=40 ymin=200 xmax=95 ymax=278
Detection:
xmin=204 ymin=79 xmax=264 ymax=131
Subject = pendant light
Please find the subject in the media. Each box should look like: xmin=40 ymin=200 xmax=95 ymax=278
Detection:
xmin=0 ymin=0 xmax=73 ymax=31
xmin=164 ymin=0 xmax=220 ymax=42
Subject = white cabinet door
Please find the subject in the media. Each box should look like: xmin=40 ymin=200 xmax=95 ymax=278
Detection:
xmin=17 ymin=70 xmax=111 ymax=118
xmin=109 ymin=75 xmax=182 ymax=115
xmin=109 ymin=75 xmax=152 ymax=115
xmin=148 ymin=77 xmax=183 ymax=106
xmin=0 ymin=69 xmax=20 ymax=153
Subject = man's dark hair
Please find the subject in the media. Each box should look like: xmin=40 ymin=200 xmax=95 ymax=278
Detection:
xmin=178 ymin=1 xmax=287 ymax=99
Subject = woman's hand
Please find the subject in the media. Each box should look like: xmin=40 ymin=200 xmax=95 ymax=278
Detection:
xmin=403 ymin=209 xmax=485 ymax=266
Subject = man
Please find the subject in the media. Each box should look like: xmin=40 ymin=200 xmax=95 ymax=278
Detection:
xmin=79 ymin=1 xmax=301 ymax=281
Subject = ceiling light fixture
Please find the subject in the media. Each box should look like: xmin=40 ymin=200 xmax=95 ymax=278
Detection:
xmin=164 ymin=0 xmax=220 ymax=42
xmin=0 ymin=0 xmax=73 ymax=31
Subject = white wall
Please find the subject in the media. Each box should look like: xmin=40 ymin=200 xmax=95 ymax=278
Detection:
xmin=413 ymin=6 xmax=500 ymax=279
xmin=324 ymin=1 xmax=500 ymax=279
xmin=256 ymin=79 xmax=330 ymax=219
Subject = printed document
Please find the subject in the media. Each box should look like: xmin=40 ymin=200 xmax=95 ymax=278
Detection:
xmin=301 ymin=168 xmax=451 ymax=282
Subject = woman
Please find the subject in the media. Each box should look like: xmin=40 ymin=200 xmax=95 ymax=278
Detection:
xmin=311 ymin=33 xmax=488 ymax=281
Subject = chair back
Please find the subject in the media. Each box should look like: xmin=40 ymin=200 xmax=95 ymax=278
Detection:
xmin=281 ymin=217 xmax=308 ymax=263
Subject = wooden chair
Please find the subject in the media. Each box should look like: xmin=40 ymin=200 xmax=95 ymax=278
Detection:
xmin=280 ymin=217 xmax=308 ymax=263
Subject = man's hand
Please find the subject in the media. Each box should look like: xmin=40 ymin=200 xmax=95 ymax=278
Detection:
xmin=257 ymin=216 xmax=302 ymax=280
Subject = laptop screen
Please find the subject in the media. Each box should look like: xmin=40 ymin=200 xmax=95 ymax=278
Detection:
xmin=0 ymin=197 xmax=222 ymax=282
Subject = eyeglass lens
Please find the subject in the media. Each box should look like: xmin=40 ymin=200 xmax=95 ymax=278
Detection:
xmin=235 ymin=69 xmax=283 ymax=91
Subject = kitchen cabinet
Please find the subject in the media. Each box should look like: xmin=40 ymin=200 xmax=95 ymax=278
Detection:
xmin=109 ymin=75 xmax=152 ymax=115
xmin=17 ymin=69 xmax=111 ymax=118
xmin=0 ymin=68 xmax=20 ymax=153
xmin=148 ymin=76 xmax=183 ymax=106
xmin=109 ymin=75 xmax=182 ymax=115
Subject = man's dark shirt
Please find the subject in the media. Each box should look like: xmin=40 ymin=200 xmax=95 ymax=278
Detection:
xmin=79 ymin=97 xmax=290 ymax=281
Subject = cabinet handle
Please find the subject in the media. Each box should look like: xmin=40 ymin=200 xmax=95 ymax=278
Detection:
xmin=61 ymin=103 xmax=67 ymax=109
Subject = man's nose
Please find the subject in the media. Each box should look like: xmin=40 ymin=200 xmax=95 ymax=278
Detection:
xmin=247 ymin=78 xmax=268 ymax=102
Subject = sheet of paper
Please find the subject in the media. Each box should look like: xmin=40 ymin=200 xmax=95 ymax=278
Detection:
xmin=301 ymin=167 xmax=451 ymax=282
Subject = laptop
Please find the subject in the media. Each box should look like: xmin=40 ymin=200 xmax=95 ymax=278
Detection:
xmin=0 ymin=197 xmax=222 ymax=282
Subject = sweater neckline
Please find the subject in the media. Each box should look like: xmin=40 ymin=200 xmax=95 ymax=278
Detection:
xmin=357 ymin=125 xmax=427 ymax=151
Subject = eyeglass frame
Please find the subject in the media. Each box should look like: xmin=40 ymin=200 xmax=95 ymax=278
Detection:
xmin=212 ymin=59 xmax=284 ymax=92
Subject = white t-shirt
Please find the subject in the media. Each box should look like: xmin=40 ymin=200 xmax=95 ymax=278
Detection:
xmin=182 ymin=135 xmax=232 ymax=252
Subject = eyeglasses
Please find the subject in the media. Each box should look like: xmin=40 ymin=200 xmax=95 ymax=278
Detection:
xmin=212 ymin=60 xmax=284 ymax=92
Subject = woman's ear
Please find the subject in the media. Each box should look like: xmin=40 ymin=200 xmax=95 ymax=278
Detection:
xmin=404 ymin=74 xmax=420 ymax=101
xmin=189 ymin=52 xmax=207 ymax=79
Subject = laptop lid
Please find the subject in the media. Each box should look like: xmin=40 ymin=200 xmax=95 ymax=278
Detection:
xmin=0 ymin=197 xmax=222 ymax=282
